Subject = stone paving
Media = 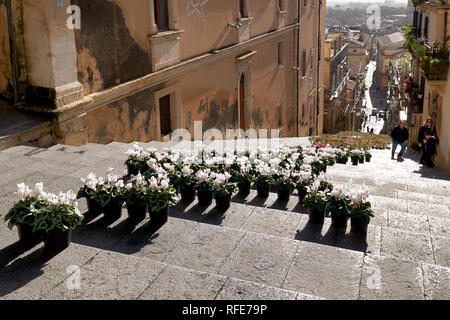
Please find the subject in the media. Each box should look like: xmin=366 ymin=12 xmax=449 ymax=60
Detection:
xmin=0 ymin=139 xmax=449 ymax=300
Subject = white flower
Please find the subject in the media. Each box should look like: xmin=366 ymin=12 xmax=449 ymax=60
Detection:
xmin=33 ymin=182 xmax=45 ymax=198
xmin=115 ymin=180 xmax=125 ymax=189
xmin=182 ymin=166 xmax=193 ymax=177
xmin=126 ymin=183 xmax=133 ymax=191
xmin=16 ymin=183 xmax=32 ymax=200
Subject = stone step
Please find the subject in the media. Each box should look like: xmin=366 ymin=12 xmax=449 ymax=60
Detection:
xmin=2 ymin=204 xmax=444 ymax=300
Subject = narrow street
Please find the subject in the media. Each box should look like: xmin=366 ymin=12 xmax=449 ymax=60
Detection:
xmin=361 ymin=61 xmax=389 ymax=135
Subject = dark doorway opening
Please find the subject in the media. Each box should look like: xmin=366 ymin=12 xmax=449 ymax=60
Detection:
xmin=159 ymin=94 xmax=171 ymax=137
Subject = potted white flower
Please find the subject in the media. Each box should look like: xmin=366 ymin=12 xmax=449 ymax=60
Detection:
xmin=326 ymin=186 xmax=351 ymax=229
xmin=4 ymin=183 xmax=47 ymax=245
xmin=349 ymin=185 xmax=374 ymax=234
xmin=195 ymin=169 xmax=215 ymax=207
xmin=212 ymin=172 xmax=236 ymax=211
xmin=232 ymin=156 xmax=254 ymax=197
xmin=254 ymin=160 xmax=274 ymax=198
xmin=178 ymin=165 xmax=198 ymax=203
xmin=303 ymin=181 xmax=330 ymax=225
xmin=124 ymin=143 xmax=150 ymax=175
xmin=78 ymin=172 xmax=102 ymax=214
xmin=123 ymin=173 xmax=148 ymax=222
xmin=295 ymin=167 xmax=313 ymax=201
xmin=4 ymin=183 xmax=84 ymax=251
xmin=147 ymin=174 xmax=178 ymax=225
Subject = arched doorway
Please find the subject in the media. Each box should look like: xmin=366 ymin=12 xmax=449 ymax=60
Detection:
xmin=239 ymin=73 xmax=246 ymax=130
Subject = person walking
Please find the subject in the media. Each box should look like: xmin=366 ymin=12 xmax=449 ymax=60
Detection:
xmin=391 ymin=121 xmax=409 ymax=161
xmin=422 ymin=129 xmax=438 ymax=168
xmin=418 ymin=118 xmax=438 ymax=164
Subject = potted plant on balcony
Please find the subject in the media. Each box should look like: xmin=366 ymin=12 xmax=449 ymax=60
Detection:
xmin=303 ymin=181 xmax=330 ymax=225
xmin=195 ymin=169 xmax=215 ymax=207
xmin=124 ymin=174 xmax=148 ymax=222
xmin=147 ymin=174 xmax=178 ymax=225
xmin=326 ymin=187 xmax=351 ymax=229
xmin=212 ymin=172 xmax=236 ymax=211
xmin=349 ymin=185 xmax=374 ymax=234
xmin=124 ymin=143 xmax=150 ymax=176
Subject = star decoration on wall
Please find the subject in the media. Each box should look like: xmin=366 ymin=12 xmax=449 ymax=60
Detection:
xmin=185 ymin=0 xmax=209 ymax=17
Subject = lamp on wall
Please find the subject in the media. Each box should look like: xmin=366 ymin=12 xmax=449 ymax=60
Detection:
xmin=228 ymin=22 xmax=242 ymax=29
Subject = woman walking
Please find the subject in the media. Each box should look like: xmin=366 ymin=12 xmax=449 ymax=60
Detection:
xmin=418 ymin=119 xmax=438 ymax=164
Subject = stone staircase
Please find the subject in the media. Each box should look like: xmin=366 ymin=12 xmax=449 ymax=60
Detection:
xmin=0 ymin=140 xmax=449 ymax=300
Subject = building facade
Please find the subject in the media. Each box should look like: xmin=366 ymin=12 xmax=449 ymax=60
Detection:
xmin=0 ymin=0 xmax=326 ymax=146
xmin=376 ymin=32 xmax=406 ymax=91
xmin=406 ymin=0 xmax=450 ymax=171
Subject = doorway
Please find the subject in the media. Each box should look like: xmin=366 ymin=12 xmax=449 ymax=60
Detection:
xmin=159 ymin=94 xmax=171 ymax=137
xmin=239 ymin=73 xmax=246 ymax=131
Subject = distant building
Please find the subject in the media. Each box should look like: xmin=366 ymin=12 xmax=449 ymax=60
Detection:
xmin=376 ymin=32 xmax=405 ymax=90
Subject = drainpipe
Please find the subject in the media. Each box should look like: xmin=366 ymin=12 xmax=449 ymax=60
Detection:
xmin=444 ymin=11 xmax=448 ymax=47
xmin=6 ymin=0 xmax=18 ymax=105
xmin=316 ymin=0 xmax=322 ymax=135
xmin=294 ymin=0 xmax=300 ymax=137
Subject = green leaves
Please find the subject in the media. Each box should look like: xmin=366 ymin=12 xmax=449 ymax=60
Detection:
xmin=4 ymin=197 xmax=84 ymax=233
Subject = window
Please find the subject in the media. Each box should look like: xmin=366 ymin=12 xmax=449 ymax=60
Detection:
xmin=159 ymin=94 xmax=172 ymax=136
xmin=239 ymin=0 xmax=247 ymax=18
xmin=304 ymin=0 xmax=308 ymax=7
xmin=278 ymin=42 xmax=284 ymax=67
xmin=279 ymin=0 xmax=284 ymax=11
xmin=424 ymin=16 xmax=429 ymax=40
xmin=418 ymin=12 xmax=423 ymax=37
xmin=302 ymin=50 xmax=307 ymax=77
xmin=302 ymin=104 xmax=305 ymax=120
xmin=154 ymin=0 xmax=169 ymax=31
xmin=413 ymin=11 xmax=418 ymax=28
xmin=310 ymin=49 xmax=314 ymax=71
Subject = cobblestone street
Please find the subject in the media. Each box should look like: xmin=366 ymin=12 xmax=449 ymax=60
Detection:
xmin=0 ymin=139 xmax=449 ymax=300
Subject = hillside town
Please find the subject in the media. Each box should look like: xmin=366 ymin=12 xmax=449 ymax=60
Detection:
xmin=0 ymin=0 xmax=448 ymax=306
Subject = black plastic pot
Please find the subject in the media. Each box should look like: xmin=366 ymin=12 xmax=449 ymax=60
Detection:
xmin=331 ymin=212 xmax=348 ymax=229
xmin=150 ymin=206 xmax=169 ymax=225
xmin=365 ymin=155 xmax=372 ymax=162
xmin=308 ymin=207 xmax=325 ymax=225
xmin=351 ymin=159 xmax=359 ymax=166
xmin=359 ymin=157 xmax=365 ymax=164
xmin=351 ymin=217 xmax=369 ymax=234
xmin=238 ymin=181 xmax=251 ymax=196
xmin=197 ymin=189 xmax=213 ymax=207
xmin=297 ymin=187 xmax=308 ymax=202
xmin=87 ymin=198 xmax=102 ymax=214
xmin=44 ymin=229 xmax=72 ymax=252
xmin=337 ymin=158 xmax=348 ymax=164
xmin=180 ymin=184 xmax=196 ymax=203
xmin=127 ymin=163 xmax=139 ymax=176
xmin=277 ymin=188 xmax=291 ymax=202
xmin=256 ymin=183 xmax=270 ymax=198
xmin=17 ymin=224 xmax=44 ymax=246
xmin=103 ymin=199 xmax=123 ymax=221
xmin=126 ymin=202 xmax=147 ymax=222
xmin=215 ymin=193 xmax=232 ymax=210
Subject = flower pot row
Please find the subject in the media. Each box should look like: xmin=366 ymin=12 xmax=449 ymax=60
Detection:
xmin=307 ymin=208 xmax=369 ymax=233
xmin=87 ymin=198 xmax=169 ymax=225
